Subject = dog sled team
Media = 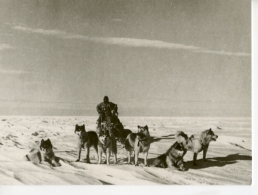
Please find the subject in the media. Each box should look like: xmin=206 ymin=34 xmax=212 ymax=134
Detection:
xmin=25 ymin=96 xmax=218 ymax=171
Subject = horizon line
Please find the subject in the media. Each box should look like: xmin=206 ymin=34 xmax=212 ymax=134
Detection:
xmin=0 ymin=114 xmax=251 ymax=118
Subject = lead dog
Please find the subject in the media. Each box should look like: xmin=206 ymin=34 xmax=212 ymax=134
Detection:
xmin=98 ymin=129 xmax=117 ymax=164
xmin=125 ymin=125 xmax=151 ymax=166
xmin=186 ymin=128 xmax=218 ymax=166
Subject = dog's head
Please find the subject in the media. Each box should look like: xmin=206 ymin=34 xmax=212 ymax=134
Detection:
xmin=98 ymin=130 xmax=111 ymax=147
xmin=175 ymin=131 xmax=189 ymax=148
xmin=137 ymin=125 xmax=150 ymax=140
xmin=137 ymin=125 xmax=149 ymax=135
xmin=74 ymin=124 xmax=86 ymax=138
xmin=201 ymin=128 xmax=218 ymax=145
xmin=173 ymin=142 xmax=185 ymax=157
xmin=40 ymin=139 xmax=53 ymax=154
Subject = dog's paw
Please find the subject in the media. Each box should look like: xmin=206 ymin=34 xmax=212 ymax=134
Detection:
xmin=135 ymin=163 xmax=139 ymax=167
xmin=178 ymin=165 xmax=187 ymax=171
xmin=83 ymin=159 xmax=91 ymax=163
xmin=49 ymin=163 xmax=54 ymax=167
xmin=178 ymin=167 xmax=187 ymax=171
xmin=75 ymin=159 xmax=80 ymax=162
xmin=144 ymin=164 xmax=149 ymax=167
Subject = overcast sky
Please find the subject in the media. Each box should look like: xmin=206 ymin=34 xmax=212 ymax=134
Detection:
xmin=0 ymin=0 xmax=251 ymax=116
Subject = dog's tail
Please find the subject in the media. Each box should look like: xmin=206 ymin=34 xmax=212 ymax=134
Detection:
xmin=124 ymin=137 xmax=131 ymax=151
xmin=124 ymin=133 xmax=135 ymax=151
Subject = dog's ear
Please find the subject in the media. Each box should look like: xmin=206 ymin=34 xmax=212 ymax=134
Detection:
xmin=144 ymin=125 xmax=148 ymax=131
xmin=189 ymin=134 xmax=194 ymax=141
xmin=75 ymin=124 xmax=78 ymax=133
xmin=182 ymin=132 xmax=188 ymax=141
xmin=83 ymin=124 xmax=86 ymax=132
xmin=137 ymin=125 xmax=140 ymax=132
xmin=176 ymin=131 xmax=188 ymax=146
xmin=46 ymin=138 xmax=51 ymax=144
xmin=47 ymin=139 xmax=53 ymax=149
xmin=176 ymin=131 xmax=183 ymax=137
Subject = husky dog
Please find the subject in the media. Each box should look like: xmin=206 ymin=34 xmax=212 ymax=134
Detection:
xmin=24 ymin=139 xmax=61 ymax=167
xmin=111 ymin=123 xmax=132 ymax=144
xmin=186 ymin=128 xmax=218 ymax=166
xmin=152 ymin=141 xmax=187 ymax=171
xmin=98 ymin=129 xmax=117 ymax=164
xmin=125 ymin=125 xmax=151 ymax=166
xmin=118 ymin=128 xmax=132 ymax=144
xmin=74 ymin=124 xmax=98 ymax=163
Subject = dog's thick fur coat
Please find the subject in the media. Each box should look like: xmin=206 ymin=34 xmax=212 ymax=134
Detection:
xmin=74 ymin=124 xmax=98 ymax=163
xmin=152 ymin=142 xmax=187 ymax=171
xmin=186 ymin=128 xmax=218 ymax=166
xmin=98 ymin=129 xmax=117 ymax=164
xmin=24 ymin=139 xmax=61 ymax=167
xmin=125 ymin=125 xmax=151 ymax=166
xmin=152 ymin=131 xmax=188 ymax=171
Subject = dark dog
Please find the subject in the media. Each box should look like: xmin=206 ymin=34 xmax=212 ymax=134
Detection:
xmin=24 ymin=139 xmax=61 ymax=167
xmin=98 ymin=129 xmax=117 ymax=164
xmin=103 ymin=122 xmax=132 ymax=145
xmin=74 ymin=124 xmax=98 ymax=163
xmin=186 ymin=128 xmax=218 ymax=166
xmin=125 ymin=125 xmax=151 ymax=166
xmin=119 ymin=129 xmax=132 ymax=144
xmin=152 ymin=142 xmax=187 ymax=171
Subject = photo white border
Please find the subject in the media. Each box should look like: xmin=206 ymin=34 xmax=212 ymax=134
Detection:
xmin=0 ymin=1 xmax=256 ymax=194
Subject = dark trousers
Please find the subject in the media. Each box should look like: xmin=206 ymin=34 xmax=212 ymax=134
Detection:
xmin=97 ymin=113 xmax=112 ymax=125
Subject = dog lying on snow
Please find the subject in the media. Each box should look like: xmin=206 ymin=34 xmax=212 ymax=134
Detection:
xmin=24 ymin=139 xmax=61 ymax=167
xmin=151 ymin=131 xmax=188 ymax=171
xmin=74 ymin=124 xmax=98 ymax=163
xmin=125 ymin=125 xmax=151 ymax=166
xmin=186 ymin=128 xmax=218 ymax=166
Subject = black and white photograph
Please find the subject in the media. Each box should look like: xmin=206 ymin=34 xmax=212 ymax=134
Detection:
xmin=0 ymin=0 xmax=252 ymax=187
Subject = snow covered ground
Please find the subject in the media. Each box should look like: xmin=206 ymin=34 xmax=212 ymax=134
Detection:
xmin=0 ymin=116 xmax=251 ymax=185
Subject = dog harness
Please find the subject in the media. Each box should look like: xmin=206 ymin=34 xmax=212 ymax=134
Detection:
xmin=137 ymin=136 xmax=150 ymax=147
